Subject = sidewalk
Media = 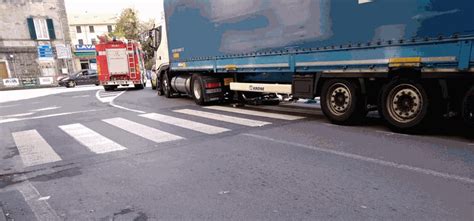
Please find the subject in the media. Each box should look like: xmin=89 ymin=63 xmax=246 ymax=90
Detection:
xmin=0 ymin=85 xmax=101 ymax=104
xmin=0 ymin=85 xmax=58 ymax=91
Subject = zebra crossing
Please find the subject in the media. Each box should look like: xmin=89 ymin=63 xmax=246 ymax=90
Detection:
xmin=8 ymin=106 xmax=306 ymax=168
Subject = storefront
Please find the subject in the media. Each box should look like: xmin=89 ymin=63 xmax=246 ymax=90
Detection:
xmin=73 ymin=44 xmax=97 ymax=71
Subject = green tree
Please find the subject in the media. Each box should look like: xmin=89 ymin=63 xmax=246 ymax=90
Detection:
xmin=113 ymin=8 xmax=156 ymax=70
xmin=113 ymin=8 xmax=140 ymax=40
xmin=138 ymin=19 xmax=156 ymax=70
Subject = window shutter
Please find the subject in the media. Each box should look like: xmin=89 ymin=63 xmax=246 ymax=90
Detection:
xmin=46 ymin=19 xmax=56 ymax=40
xmin=27 ymin=18 xmax=37 ymax=40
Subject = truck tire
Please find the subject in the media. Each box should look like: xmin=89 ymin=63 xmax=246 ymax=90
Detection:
xmin=134 ymin=81 xmax=145 ymax=90
xmin=380 ymin=79 xmax=433 ymax=132
xmin=191 ymin=74 xmax=207 ymax=105
xmin=462 ymin=86 xmax=474 ymax=128
xmin=162 ymin=73 xmax=174 ymax=98
xmin=320 ymin=79 xmax=366 ymax=125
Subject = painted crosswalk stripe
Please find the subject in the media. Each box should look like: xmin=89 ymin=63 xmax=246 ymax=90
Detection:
xmin=140 ymin=113 xmax=230 ymax=134
xmin=59 ymin=123 xmax=127 ymax=154
xmin=204 ymin=106 xmax=305 ymax=120
xmin=103 ymin=117 xmax=183 ymax=143
xmin=12 ymin=130 xmax=62 ymax=167
xmin=174 ymin=109 xmax=271 ymax=127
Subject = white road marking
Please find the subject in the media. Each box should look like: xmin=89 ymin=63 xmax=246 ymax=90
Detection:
xmin=16 ymin=181 xmax=60 ymax=221
xmin=140 ymin=113 xmax=230 ymax=134
xmin=38 ymin=196 xmax=51 ymax=201
xmin=0 ymin=109 xmax=103 ymax=124
xmin=100 ymin=94 xmax=122 ymax=98
xmin=71 ymin=95 xmax=90 ymax=98
xmin=95 ymin=90 xmax=126 ymax=103
xmin=204 ymin=106 xmax=305 ymax=120
xmin=12 ymin=130 xmax=62 ymax=167
xmin=95 ymin=89 xmax=146 ymax=113
xmin=31 ymin=106 xmax=60 ymax=112
xmin=174 ymin=109 xmax=271 ymax=127
xmin=0 ymin=104 xmax=20 ymax=108
xmin=103 ymin=117 xmax=183 ymax=143
xmin=59 ymin=123 xmax=127 ymax=154
xmin=109 ymin=100 xmax=146 ymax=114
xmin=0 ymin=86 xmax=100 ymax=104
xmin=0 ymin=112 xmax=34 ymax=118
xmin=243 ymin=133 xmax=474 ymax=185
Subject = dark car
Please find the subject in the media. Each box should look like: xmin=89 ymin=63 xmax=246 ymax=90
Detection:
xmin=59 ymin=70 xmax=99 ymax=88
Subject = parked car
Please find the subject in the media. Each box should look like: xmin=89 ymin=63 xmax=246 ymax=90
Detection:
xmin=150 ymin=66 xmax=158 ymax=90
xmin=59 ymin=70 xmax=99 ymax=88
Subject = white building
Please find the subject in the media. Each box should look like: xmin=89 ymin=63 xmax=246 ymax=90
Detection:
xmin=68 ymin=13 xmax=117 ymax=71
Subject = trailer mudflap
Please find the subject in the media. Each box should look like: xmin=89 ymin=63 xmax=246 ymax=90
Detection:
xmin=292 ymin=75 xmax=315 ymax=99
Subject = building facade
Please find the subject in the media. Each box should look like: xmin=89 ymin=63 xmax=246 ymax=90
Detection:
xmin=68 ymin=13 xmax=117 ymax=71
xmin=0 ymin=0 xmax=73 ymax=88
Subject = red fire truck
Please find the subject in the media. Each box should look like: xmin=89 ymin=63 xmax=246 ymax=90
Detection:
xmin=96 ymin=39 xmax=147 ymax=91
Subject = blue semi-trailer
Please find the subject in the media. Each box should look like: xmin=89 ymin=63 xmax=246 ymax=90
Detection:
xmin=149 ymin=0 xmax=474 ymax=132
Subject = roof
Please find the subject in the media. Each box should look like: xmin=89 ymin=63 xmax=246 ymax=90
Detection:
xmin=68 ymin=13 xmax=118 ymax=25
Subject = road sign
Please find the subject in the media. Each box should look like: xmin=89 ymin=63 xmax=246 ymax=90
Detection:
xmin=56 ymin=44 xmax=72 ymax=59
xmin=38 ymin=45 xmax=54 ymax=60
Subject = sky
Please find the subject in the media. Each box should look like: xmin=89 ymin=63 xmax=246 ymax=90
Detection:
xmin=64 ymin=0 xmax=164 ymax=23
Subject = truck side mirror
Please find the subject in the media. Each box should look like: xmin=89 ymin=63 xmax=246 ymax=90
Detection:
xmin=149 ymin=26 xmax=162 ymax=50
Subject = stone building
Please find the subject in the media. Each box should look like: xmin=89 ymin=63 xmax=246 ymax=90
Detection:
xmin=0 ymin=0 xmax=73 ymax=88
xmin=68 ymin=13 xmax=117 ymax=71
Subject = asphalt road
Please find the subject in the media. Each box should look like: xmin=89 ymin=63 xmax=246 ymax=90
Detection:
xmin=0 ymin=85 xmax=473 ymax=220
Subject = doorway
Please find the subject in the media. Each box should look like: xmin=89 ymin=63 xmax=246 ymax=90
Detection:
xmin=0 ymin=61 xmax=9 ymax=79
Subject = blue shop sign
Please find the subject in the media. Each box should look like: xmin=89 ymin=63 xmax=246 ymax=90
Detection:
xmin=37 ymin=45 xmax=54 ymax=60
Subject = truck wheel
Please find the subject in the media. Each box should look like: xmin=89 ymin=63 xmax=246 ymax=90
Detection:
xmin=134 ymin=81 xmax=145 ymax=90
xmin=320 ymin=79 xmax=365 ymax=124
xmin=462 ymin=86 xmax=474 ymax=128
xmin=380 ymin=80 xmax=430 ymax=132
xmin=162 ymin=73 xmax=173 ymax=98
xmin=192 ymin=75 xmax=206 ymax=105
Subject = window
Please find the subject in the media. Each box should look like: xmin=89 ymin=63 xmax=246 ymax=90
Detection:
xmin=76 ymin=26 xmax=82 ymax=33
xmin=89 ymin=26 xmax=95 ymax=33
xmin=91 ymin=38 xmax=97 ymax=45
xmin=78 ymin=39 xmax=84 ymax=45
xmin=107 ymin=25 xmax=113 ymax=33
xmin=27 ymin=18 xmax=55 ymax=40
xmin=33 ymin=18 xmax=49 ymax=40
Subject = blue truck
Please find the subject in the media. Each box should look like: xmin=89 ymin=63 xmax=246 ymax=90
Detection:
xmin=149 ymin=0 xmax=474 ymax=132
